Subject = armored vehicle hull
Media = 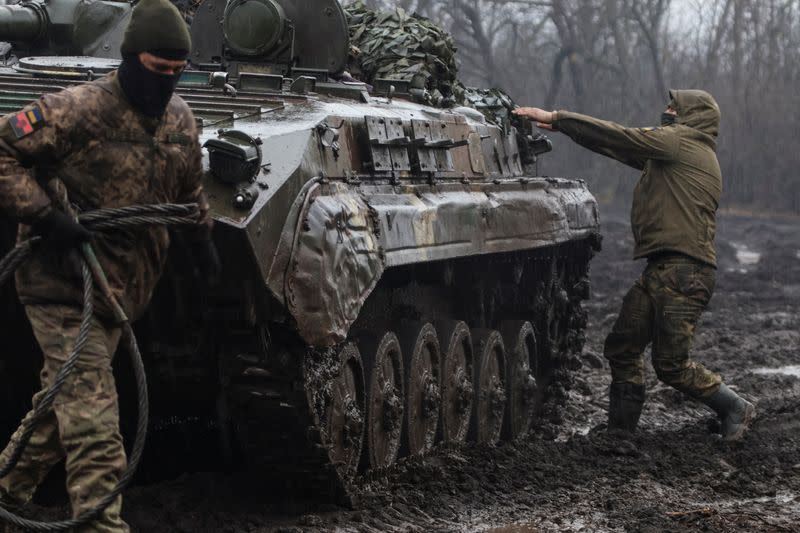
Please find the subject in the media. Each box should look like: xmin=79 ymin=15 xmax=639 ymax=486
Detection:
xmin=0 ymin=0 xmax=600 ymax=502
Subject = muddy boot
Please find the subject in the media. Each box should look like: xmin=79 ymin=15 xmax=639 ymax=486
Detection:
xmin=608 ymin=383 xmax=645 ymax=432
xmin=700 ymin=384 xmax=756 ymax=441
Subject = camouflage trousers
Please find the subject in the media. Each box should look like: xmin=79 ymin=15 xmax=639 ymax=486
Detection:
xmin=604 ymin=254 xmax=722 ymax=399
xmin=0 ymin=305 xmax=129 ymax=533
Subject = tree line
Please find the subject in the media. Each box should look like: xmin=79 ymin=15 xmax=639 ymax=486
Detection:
xmin=357 ymin=0 xmax=800 ymax=213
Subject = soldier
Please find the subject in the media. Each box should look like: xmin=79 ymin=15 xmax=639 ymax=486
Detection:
xmin=0 ymin=0 xmax=217 ymax=531
xmin=513 ymin=91 xmax=755 ymax=441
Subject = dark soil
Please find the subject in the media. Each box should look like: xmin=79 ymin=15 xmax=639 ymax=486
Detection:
xmin=15 ymin=210 xmax=800 ymax=532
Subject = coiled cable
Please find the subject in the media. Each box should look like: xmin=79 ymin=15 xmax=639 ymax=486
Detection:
xmin=0 ymin=202 xmax=201 ymax=531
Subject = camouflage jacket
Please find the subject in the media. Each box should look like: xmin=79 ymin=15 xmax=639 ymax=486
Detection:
xmin=0 ymin=71 xmax=211 ymax=321
xmin=553 ymin=90 xmax=722 ymax=267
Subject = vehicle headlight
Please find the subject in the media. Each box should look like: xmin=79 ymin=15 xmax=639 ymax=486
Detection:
xmin=204 ymin=130 xmax=263 ymax=185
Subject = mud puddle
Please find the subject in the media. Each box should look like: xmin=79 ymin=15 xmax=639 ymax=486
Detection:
xmin=751 ymin=366 xmax=800 ymax=378
xmin=731 ymin=242 xmax=762 ymax=269
xmin=696 ymin=490 xmax=800 ymax=511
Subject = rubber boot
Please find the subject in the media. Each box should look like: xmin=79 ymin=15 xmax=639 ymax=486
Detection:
xmin=700 ymin=383 xmax=756 ymax=441
xmin=608 ymin=383 xmax=645 ymax=432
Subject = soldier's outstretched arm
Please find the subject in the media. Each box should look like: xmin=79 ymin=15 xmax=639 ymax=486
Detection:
xmin=0 ymin=90 xmax=81 ymax=222
xmin=513 ymin=107 xmax=679 ymax=170
xmin=553 ymin=110 xmax=680 ymax=164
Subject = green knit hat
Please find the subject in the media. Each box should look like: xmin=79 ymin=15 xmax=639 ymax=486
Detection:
xmin=120 ymin=0 xmax=192 ymax=56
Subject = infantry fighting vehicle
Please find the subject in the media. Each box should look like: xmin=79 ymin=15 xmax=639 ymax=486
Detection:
xmin=0 ymin=0 xmax=600 ymax=500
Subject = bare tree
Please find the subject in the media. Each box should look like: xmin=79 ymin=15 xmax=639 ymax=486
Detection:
xmin=344 ymin=0 xmax=800 ymax=212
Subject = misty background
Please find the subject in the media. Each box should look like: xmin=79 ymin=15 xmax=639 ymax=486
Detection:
xmin=353 ymin=0 xmax=800 ymax=214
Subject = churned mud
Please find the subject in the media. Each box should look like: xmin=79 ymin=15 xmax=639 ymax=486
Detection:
xmin=16 ymin=209 xmax=800 ymax=532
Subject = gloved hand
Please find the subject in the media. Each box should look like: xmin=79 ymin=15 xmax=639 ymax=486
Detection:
xmin=191 ymin=237 xmax=222 ymax=287
xmin=31 ymin=208 xmax=92 ymax=250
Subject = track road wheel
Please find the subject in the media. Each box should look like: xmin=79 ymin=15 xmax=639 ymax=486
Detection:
xmin=436 ymin=320 xmax=474 ymax=444
xmin=470 ymin=329 xmax=506 ymax=445
xmin=398 ymin=323 xmax=441 ymax=456
xmin=325 ymin=343 xmax=365 ymax=484
xmin=360 ymin=332 xmax=404 ymax=469
xmin=500 ymin=321 xmax=538 ymax=440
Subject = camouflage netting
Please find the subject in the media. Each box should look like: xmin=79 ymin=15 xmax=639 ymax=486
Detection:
xmin=344 ymin=1 xmax=466 ymax=107
xmin=463 ymin=87 xmax=519 ymax=130
xmin=343 ymin=1 xmax=525 ymax=128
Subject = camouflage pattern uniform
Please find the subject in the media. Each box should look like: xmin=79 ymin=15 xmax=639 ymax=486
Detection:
xmin=603 ymin=255 xmax=720 ymax=397
xmin=1 ymin=306 xmax=125 ymax=532
xmin=0 ymin=72 xmax=210 ymax=531
xmin=553 ymin=90 xmax=723 ymax=400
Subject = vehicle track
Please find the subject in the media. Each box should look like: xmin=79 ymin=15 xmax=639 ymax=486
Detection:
xmin=222 ymin=239 xmax=597 ymax=504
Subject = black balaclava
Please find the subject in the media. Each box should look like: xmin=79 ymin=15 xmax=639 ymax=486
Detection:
xmin=661 ymin=92 xmax=678 ymax=126
xmin=118 ymin=0 xmax=191 ymax=117
xmin=118 ymin=49 xmax=186 ymax=118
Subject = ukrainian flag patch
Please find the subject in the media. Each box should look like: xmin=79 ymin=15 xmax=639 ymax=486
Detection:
xmin=9 ymin=104 xmax=45 ymax=139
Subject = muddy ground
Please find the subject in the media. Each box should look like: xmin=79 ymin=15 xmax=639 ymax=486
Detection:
xmin=17 ymin=209 xmax=800 ymax=532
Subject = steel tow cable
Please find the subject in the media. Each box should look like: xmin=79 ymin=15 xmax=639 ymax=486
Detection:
xmin=0 ymin=202 xmax=201 ymax=531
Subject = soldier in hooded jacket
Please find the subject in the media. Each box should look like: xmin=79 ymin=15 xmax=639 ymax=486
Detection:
xmin=514 ymin=90 xmax=755 ymax=441
xmin=0 ymin=0 xmax=217 ymax=531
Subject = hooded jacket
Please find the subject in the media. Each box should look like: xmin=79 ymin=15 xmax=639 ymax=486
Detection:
xmin=552 ymin=90 xmax=722 ymax=267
